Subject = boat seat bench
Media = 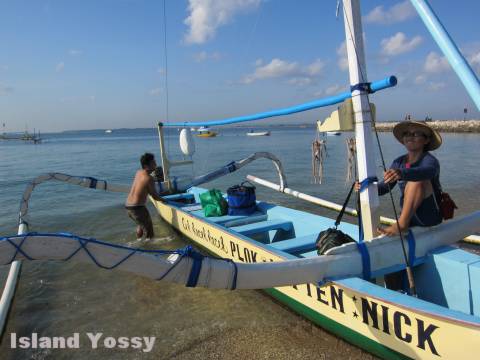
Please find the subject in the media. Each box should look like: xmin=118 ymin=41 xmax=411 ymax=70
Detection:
xmin=270 ymin=233 xmax=318 ymax=254
xmin=230 ymin=219 xmax=293 ymax=237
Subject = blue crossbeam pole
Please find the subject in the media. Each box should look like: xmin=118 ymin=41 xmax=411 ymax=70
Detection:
xmin=410 ymin=0 xmax=480 ymax=111
xmin=163 ymin=76 xmax=397 ymax=127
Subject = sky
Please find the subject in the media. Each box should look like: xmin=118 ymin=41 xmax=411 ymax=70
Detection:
xmin=0 ymin=0 xmax=479 ymax=132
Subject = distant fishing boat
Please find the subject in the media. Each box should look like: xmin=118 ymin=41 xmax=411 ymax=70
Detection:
xmin=325 ymin=131 xmax=341 ymax=136
xmin=246 ymin=130 xmax=270 ymax=136
xmin=105 ymin=129 xmax=113 ymax=134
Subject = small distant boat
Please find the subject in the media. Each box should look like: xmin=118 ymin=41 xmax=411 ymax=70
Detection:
xmin=196 ymin=127 xmax=217 ymax=137
xmin=105 ymin=129 xmax=113 ymax=134
xmin=326 ymin=131 xmax=341 ymax=136
xmin=246 ymin=130 xmax=270 ymax=136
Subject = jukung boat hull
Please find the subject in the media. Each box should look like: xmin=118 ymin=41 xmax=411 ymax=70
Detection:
xmin=152 ymin=189 xmax=480 ymax=360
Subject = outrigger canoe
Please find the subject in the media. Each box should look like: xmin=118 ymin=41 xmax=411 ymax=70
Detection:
xmin=150 ymin=188 xmax=480 ymax=360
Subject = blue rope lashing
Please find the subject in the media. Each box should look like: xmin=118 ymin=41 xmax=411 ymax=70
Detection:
xmin=226 ymin=161 xmax=236 ymax=173
xmin=350 ymin=82 xmax=373 ymax=94
xmin=6 ymin=233 xmax=35 ymax=263
xmin=225 ymin=259 xmax=238 ymax=290
xmin=86 ymin=177 xmax=98 ymax=189
xmin=355 ymin=241 xmax=371 ymax=280
xmin=359 ymin=176 xmax=378 ymax=193
xmin=407 ymin=229 xmax=416 ymax=267
xmin=358 ymin=210 xmax=364 ymax=242
xmin=156 ymin=252 xmax=187 ymax=282
xmin=184 ymin=245 xmax=204 ymax=288
xmin=64 ymin=236 xmax=138 ymax=270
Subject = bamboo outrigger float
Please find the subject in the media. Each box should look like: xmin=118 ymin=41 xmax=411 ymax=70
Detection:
xmin=2 ymin=0 xmax=480 ymax=359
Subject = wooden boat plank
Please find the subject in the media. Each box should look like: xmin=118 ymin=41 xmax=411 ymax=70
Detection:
xmin=270 ymin=233 xmax=318 ymax=253
xmin=230 ymin=219 xmax=294 ymax=237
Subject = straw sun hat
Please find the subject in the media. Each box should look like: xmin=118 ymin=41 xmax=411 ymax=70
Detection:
xmin=393 ymin=120 xmax=442 ymax=151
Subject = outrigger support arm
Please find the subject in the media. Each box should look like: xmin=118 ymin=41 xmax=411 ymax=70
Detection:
xmin=410 ymin=0 xmax=480 ymax=111
xmin=163 ymin=152 xmax=287 ymax=193
xmin=160 ymin=76 xmax=397 ymax=128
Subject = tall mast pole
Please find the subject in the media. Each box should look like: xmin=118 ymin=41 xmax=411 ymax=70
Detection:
xmin=342 ymin=0 xmax=379 ymax=240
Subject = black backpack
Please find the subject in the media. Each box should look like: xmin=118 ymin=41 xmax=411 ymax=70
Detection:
xmin=316 ymin=182 xmax=356 ymax=255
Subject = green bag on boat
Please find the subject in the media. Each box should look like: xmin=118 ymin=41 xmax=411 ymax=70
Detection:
xmin=199 ymin=189 xmax=228 ymax=217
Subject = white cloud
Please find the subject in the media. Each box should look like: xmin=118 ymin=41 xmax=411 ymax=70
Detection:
xmin=364 ymin=1 xmax=416 ymax=25
xmin=287 ymin=77 xmax=312 ymax=86
xmin=0 ymin=84 xmax=13 ymax=96
xmin=414 ymin=75 xmax=427 ymax=84
xmin=150 ymin=88 xmax=162 ymax=96
xmin=242 ymin=58 xmax=324 ymax=85
xmin=184 ymin=0 xmax=262 ymax=45
xmin=193 ymin=50 xmax=222 ymax=62
xmin=69 ymin=49 xmax=83 ymax=56
xmin=56 ymin=62 xmax=65 ymax=72
xmin=337 ymin=41 xmax=348 ymax=71
xmin=305 ymin=59 xmax=324 ymax=76
xmin=380 ymin=32 xmax=422 ymax=56
xmin=424 ymin=51 xmax=450 ymax=73
xmin=467 ymin=51 xmax=480 ymax=72
xmin=336 ymin=34 xmax=366 ymax=71
xmin=324 ymin=84 xmax=346 ymax=96
xmin=428 ymin=82 xmax=446 ymax=91
xmin=243 ymin=58 xmax=298 ymax=83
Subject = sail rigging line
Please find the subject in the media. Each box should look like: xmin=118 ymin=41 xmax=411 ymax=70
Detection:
xmin=341 ymin=0 xmax=417 ymax=295
xmin=162 ymin=0 xmax=172 ymax=158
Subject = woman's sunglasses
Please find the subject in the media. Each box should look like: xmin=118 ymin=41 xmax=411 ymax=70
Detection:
xmin=402 ymin=131 xmax=428 ymax=138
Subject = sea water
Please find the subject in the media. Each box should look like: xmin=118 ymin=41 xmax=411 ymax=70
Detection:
xmin=0 ymin=127 xmax=479 ymax=359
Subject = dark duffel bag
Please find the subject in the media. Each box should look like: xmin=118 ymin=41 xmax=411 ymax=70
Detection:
xmin=316 ymin=228 xmax=355 ymax=255
xmin=227 ymin=181 xmax=256 ymax=216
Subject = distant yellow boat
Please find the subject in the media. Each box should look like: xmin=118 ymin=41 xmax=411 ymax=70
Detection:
xmin=196 ymin=131 xmax=217 ymax=137
xmin=196 ymin=127 xmax=217 ymax=137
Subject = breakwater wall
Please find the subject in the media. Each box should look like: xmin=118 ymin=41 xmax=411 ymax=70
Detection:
xmin=375 ymin=120 xmax=480 ymax=133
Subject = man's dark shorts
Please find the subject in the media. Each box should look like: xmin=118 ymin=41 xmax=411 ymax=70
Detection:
xmin=125 ymin=205 xmax=154 ymax=238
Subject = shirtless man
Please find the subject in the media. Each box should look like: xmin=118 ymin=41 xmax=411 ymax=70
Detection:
xmin=125 ymin=153 xmax=167 ymax=239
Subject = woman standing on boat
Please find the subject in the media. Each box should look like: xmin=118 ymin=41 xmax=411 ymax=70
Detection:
xmin=377 ymin=120 xmax=443 ymax=236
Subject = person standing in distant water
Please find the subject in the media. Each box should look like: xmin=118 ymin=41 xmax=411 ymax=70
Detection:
xmin=377 ymin=120 xmax=443 ymax=236
xmin=126 ymin=153 xmax=167 ymax=239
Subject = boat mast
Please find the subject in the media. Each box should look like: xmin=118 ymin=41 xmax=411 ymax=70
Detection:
xmin=342 ymin=0 xmax=379 ymax=240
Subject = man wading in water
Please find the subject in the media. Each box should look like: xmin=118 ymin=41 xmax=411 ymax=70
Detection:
xmin=126 ymin=153 xmax=167 ymax=239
